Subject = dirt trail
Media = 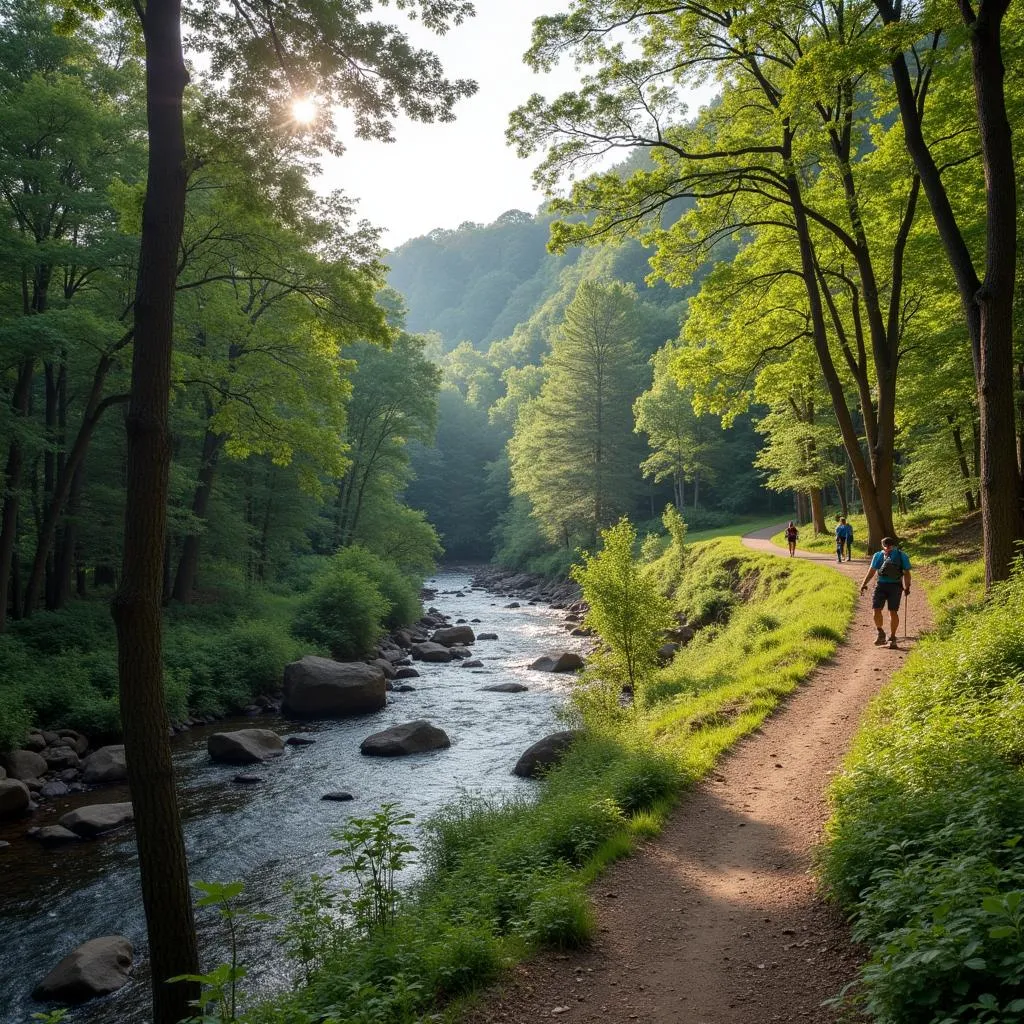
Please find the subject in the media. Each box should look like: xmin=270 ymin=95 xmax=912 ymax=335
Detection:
xmin=464 ymin=526 xmax=933 ymax=1024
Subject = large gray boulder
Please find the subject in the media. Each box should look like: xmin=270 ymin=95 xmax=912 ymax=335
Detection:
xmin=1 ymin=749 xmax=47 ymax=780
xmin=60 ymin=802 xmax=134 ymax=838
xmin=30 ymin=825 xmax=83 ymax=844
xmin=360 ymin=720 xmax=451 ymax=757
xmin=208 ymin=729 xmax=284 ymax=764
xmin=81 ymin=745 xmax=128 ymax=786
xmin=528 ymin=651 xmax=584 ymax=673
xmin=430 ymin=624 xmax=476 ymax=647
xmin=410 ymin=642 xmax=452 ymax=663
xmin=41 ymin=746 xmax=81 ymax=771
xmin=0 ymin=778 xmax=31 ymax=819
xmin=282 ymin=657 xmax=386 ymax=717
xmin=33 ymin=936 xmax=133 ymax=1003
xmin=513 ymin=730 xmax=583 ymax=779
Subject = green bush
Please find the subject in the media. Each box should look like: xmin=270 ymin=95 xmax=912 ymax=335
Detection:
xmin=292 ymin=566 xmax=390 ymax=660
xmin=327 ymin=546 xmax=422 ymax=629
xmin=820 ymin=562 xmax=1024 ymax=1022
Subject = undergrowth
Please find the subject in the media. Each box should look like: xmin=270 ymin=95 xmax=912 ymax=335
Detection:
xmin=819 ymin=559 xmax=1024 ymax=1023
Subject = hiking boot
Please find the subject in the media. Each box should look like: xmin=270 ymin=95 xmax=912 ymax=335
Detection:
xmin=873 ymin=628 xmax=887 ymax=646
xmin=888 ymin=636 xmax=899 ymax=650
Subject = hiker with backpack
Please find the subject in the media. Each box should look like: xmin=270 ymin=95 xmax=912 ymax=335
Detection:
xmin=785 ymin=521 xmax=799 ymax=556
xmin=834 ymin=516 xmax=854 ymax=562
xmin=859 ymin=537 xmax=912 ymax=649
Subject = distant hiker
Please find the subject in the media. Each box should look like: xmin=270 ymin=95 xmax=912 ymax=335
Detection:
xmin=834 ymin=516 xmax=854 ymax=562
xmin=785 ymin=521 xmax=798 ymax=557
xmin=860 ymin=537 xmax=912 ymax=649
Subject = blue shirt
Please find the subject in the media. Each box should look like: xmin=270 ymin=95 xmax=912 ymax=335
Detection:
xmin=870 ymin=549 xmax=911 ymax=581
xmin=835 ymin=523 xmax=853 ymax=541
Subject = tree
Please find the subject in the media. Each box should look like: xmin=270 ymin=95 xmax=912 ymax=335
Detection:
xmin=872 ymin=0 xmax=1022 ymax=584
xmin=58 ymin=2 xmax=476 ymax=1020
xmin=509 ymin=279 xmax=646 ymax=547
xmin=510 ymin=0 xmax=936 ymax=551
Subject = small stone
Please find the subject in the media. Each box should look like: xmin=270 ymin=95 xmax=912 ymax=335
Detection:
xmin=233 ymin=774 xmax=264 ymax=785
xmin=285 ymin=736 xmax=316 ymax=746
xmin=321 ymin=791 xmax=354 ymax=802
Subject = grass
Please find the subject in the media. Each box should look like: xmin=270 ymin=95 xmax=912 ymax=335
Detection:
xmin=685 ymin=513 xmax=792 ymax=543
xmin=240 ymin=535 xmax=856 ymax=1024
xmin=818 ymin=559 xmax=1024 ymax=1023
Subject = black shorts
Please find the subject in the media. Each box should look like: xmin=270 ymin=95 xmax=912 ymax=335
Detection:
xmin=872 ymin=580 xmax=904 ymax=611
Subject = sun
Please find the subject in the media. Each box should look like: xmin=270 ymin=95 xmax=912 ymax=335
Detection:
xmin=291 ymin=96 xmax=318 ymax=125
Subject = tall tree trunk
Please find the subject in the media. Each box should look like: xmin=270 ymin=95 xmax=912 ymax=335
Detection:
xmin=948 ymin=414 xmax=977 ymax=512
xmin=0 ymin=360 xmax=35 ymax=631
xmin=171 ymin=426 xmax=222 ymax=603
xmin=810 ymin=487 xmax=826 ymax=535
xmin=796 ymin=490 xmax=809 ymax=524
xmin=53 ymin=465 xmax=87 ymax=610
xmin=109 ymin=4 xmax=200 ymax=1022
xmin=834 ymin=477 xmax=849 ymax=517
xmin=1016 ymin=360 xmax=1024 ymax=478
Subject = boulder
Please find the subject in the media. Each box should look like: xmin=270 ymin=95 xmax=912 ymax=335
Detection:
xmin=529 ymin=652 xmax=584 ymax=673
xmin=285 ymin=735 xmax=316 ymax=746
xmin=480 ymin=682 xmax=528 ymax=693
xmin=32 ymin=936 xmax=133 ymax=1003
xmin=208 ymin=729 xmax=284 ymax=765
xmin=282 ymin=656 xmax=386 ymax=717
xmin=0 ymin=765 xmax=5 ymax=780
xmin=0 ymin=749 xmax=47 ymax=780
xmin=657 ymin=642 xmax=680 ymax=665
xmin=24 ymin=732 xmax=46 ymax=753
xmin=42 ymin=746 xmax=81 ymax=771
xmin=360 ymin=720 xmax=451 ymax=757
xmin=57 ymin=730 xmax=89 ymax=756
xmin=369 ymin=657 xmax=397 ymax=680
xmin=0 ymin=778 xmax=31 ymax=818
xmin=40 ymin=781 xmax=70 ymax=798
xmin=506 ymin=602 xmax=521 ymax=608
xmin=394 ymin=684 xmax=417 ymax=692
xmin=321 ymin=791 xmax=354 ymax=801
xmin=60 ymin=802 xmax=134 ymax=838
xmin=513 ymin=730 xmax=582 ymax=779
xmin=394 ymin=666 xmax=420 ymax=679
xmin=448 ymin=645 xmax=472 ymax=659
xmin=430 ymin=624 xmax=476 ymax=647
xmin=477 ymin=632 xmax=499 ymax=641
xmin=81 ymin=745 xmax=128 ymax=786
xmin=410 ymin=642 xmax=452 ymax=663
xmin=459 ymin=658 xmax=484 ymax=668
xmin=31 ymin=825 xmax=82 ymax=844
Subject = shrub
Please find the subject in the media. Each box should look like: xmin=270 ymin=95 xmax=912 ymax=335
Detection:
xmin=292 ymin=566 xmax=389 ymax=660
xmin=327 ymin=547 xmax=422 ymax=629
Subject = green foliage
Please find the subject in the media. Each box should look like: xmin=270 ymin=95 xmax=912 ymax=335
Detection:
xmin=325 ymin=547 xmax=422 ymax=630
xmin=291 ymin=566 xmax=389 ymax=661
xmin=571 ymin=517 xmax=674 ymax=710
xmin=820 ymin=562 xmax=1024 ymax=1022
xmin=330 ymin=804 xmax=417 ymax=934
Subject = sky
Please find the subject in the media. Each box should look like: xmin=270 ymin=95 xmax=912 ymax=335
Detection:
xmin=320 ymin=1 xmax=610 ymax=250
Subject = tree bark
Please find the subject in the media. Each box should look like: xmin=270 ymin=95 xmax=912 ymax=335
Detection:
xmin=0 ymin=360 xmax=35 ymax=631
xmin=948 ymin=415 xmax=977 ymax=512
xmin=809 ymin=487 xmax=826 ymax=535
xmin=171 ymin=424 xmax=223 ymax=603
xmin=109 ymin=3 xmax=199 ymax=1022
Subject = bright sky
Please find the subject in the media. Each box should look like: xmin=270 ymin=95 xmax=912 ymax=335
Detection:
xmin=317 ymin=2 xmax=644 ymax=249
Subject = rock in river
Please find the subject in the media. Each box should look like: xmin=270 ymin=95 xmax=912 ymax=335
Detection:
xmin=59 ymin=802 xmax=134 ymax=838
xmin=513 ymin=730 xmax=583 ymax=779
xmin=282 ymin=656 xmax=386 ymax=717
xmin=430 ymin=624 xmax=476 ymax=647
xmin=0 ymin=748 xmax=47 ymax=780
xmin=360 ymin=720 xmax=451 ymax=757
xmin=208 ymin=729 xmax=284 ymax=764
xmin=410 ymin=642 xmax=452 ymax=663
xmin=0 ymin=778 xmax=31 ymax=819
xmin=81 ymin=745 xmax=128 ymax=786
xmin=30 ymin=825 xmax=82 ymax=844
xmin=480 ymin=682 xmax=528 ymax=693
xmin=528 ymin=651 xmax=584 ymax=673
xmin=321 ymin=791 xmax=354 ymax=801
xmin=33 ymin=936 xmax=134 ymax=1003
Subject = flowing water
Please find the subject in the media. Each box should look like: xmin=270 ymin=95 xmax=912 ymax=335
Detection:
xmin=0 ymin=570 xmax=584 ymax=1024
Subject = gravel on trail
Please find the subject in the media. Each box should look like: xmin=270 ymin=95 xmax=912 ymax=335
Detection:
xmin=463 ymin=526 xmax=933 ymax=1024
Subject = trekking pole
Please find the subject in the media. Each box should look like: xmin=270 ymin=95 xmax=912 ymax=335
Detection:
xmin=904 ymin=588 xmax=909 ymax=640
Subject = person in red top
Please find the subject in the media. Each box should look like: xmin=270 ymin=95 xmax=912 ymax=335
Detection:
xmin=784 ymin=521 xmax=799 ymax=557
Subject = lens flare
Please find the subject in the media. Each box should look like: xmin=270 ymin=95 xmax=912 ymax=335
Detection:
xmin=291 ymin=96 xmax=318 ymax=124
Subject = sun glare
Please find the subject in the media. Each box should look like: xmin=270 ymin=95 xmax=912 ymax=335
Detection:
xmin=291 ymin=96 xmax=318 ymax=125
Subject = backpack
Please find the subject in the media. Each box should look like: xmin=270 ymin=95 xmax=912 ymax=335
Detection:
xmin=786 ymin=526 xmax=798 ymax=540
xmin=879 ymin=548 xmax=903 ymax=580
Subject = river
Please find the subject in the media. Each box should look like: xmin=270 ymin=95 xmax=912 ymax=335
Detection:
xmin=0 ymin=569 xmax=584 ymax=1024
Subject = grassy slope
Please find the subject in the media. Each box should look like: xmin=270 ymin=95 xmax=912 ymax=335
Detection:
xmin=248 ymin=539 xmax=856 ymax=1024
xmin=817 ymin=515 xmax=1024 ymax=1022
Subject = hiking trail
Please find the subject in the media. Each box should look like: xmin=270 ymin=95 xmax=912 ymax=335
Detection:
xmin=464 ymin=525 xmax=934 ymax=1024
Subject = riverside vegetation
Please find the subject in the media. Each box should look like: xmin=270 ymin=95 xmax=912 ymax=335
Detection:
xmin=156 ymin=520 xmax=855 ymax=1024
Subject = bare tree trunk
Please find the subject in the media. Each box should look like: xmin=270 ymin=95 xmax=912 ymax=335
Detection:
xmin=171 ymin=426 xmax=222 ymax=603
xmin=110 ymin=4 xmax=200 ymax=1022
xmin=0 ymin=360 xmax=35 ymax=631
xmin=810 ymin=488 xmax=826 ymax=535
xmin=948 ymin=415 xmax=977 ymax=512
